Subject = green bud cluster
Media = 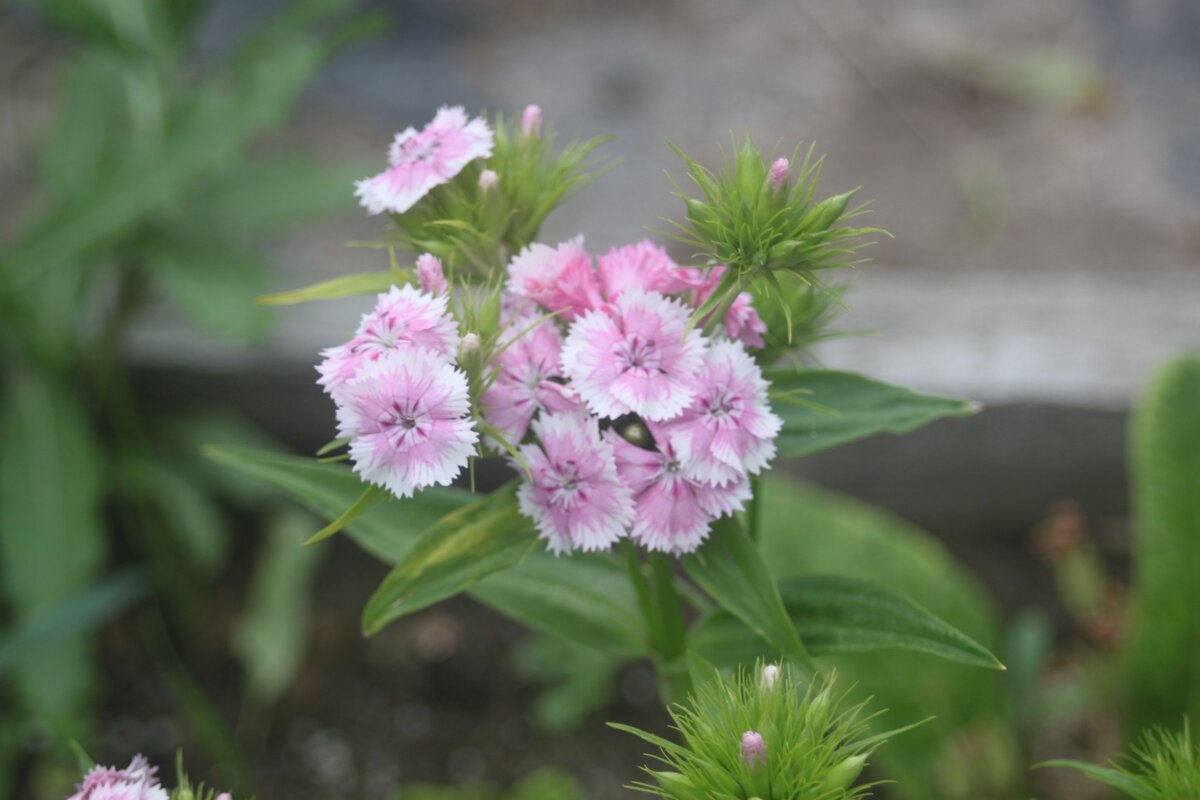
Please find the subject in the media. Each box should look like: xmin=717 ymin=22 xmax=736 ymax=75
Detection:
xmin=615 ymin=664 xmax=910 ymax=800
xmin=1043 ymin=723 xmax=1200 ymax=799
xmin=666 ymin=137 xmax=882 ymax=347
xmin=385 ymin=114 xmax=611 ymax=279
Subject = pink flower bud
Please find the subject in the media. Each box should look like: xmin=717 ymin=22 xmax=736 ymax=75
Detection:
xmin=521 ymin=104 xmax=542 ymax=137
xmin=769 ymin=157 xmax=790 ymax=192
xmin=416 ymin=253 xmax=448 ymax=295
xmin=741 ymin=730 xmax=767 ymax=768
xmin=458 ymin=332 xmax=481 ymax=359
xmin=479 ymin=169 xmax=499 ymax=192
xmin=761 ymin=664 xmax=779 ymax=688
xmin=216 ymin=794 xmax=232 ymax=800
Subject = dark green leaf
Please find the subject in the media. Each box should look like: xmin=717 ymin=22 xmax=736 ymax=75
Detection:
xmin=362 ymin=483 xmax=537 ymax=634
xmin=151 ymin=232 xmax=271 ymax=342
xmin=203 ymin=445 xmax=468 ymax=562
xmin=192 ymin=155 xmax=365 ymax=231
xmin=0 ymin=371 xmax=106 ymax=735
xmin=232 ymin=510 xmax=325 ymax=704
xmin=691 ymin=574 xmax=1003 ymax=670
xmin=0 ymin=570 xmax=149 ymax=675
xmin=1127 ymin=354 xmax=1200 ymax=734
xmin=766 ymin=368 xmax=976 ymax=458
xmin=1036 ymin=761 xmax=1148 ymax=798
xmin=681 ymin=516 xmax=814 ymax=670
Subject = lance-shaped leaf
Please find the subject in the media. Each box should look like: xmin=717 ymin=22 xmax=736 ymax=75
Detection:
xmin=691 ymin=574 xmax=1003 ymax=670
xmin=362 ymin=482 xmax=537 ymax=635
xmin=257 ymin=271 xmax=399 ymax=306
xmin=767 ymin=368 xmax=976 ymax=458
xmin=681 ymin=516 xmax=814 ymax=670
xmin=208 ymin=446 xmax=644 ymax=655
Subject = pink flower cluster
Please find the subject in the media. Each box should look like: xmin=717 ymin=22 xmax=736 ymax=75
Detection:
xmin=327 ymin=107 xmax=781 ymax=556
xmin=318 ymin=257 xmax=479 ymax=498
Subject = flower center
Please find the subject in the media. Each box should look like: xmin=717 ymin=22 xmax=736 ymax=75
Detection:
xmin=383 ymin=400 xmax=428 ymax=443
xmin=705 ymin=388 xmax=742 ymax=419
xmin=617 ymin=336 xmax=663 ymax=373
xmin=550 ymin=462 xmax=586 ymax=507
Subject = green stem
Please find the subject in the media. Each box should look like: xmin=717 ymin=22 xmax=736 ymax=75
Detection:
xmin=648 ymin=552 xmax=693 ymax=704
xmin=748 ymin=473 xmax=763 ymax=542
xmin=621 ymin=539 xmax=658 ymax=650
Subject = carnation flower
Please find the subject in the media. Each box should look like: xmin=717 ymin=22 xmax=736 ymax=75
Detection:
xmin=68 ymin=755 xmax=168 ymax=800
xmin=336 ymin=349 xmax=477 ymax=498
xmin=561 ymin=289 xmax=705 ymax=421
xmin=608 ymin=424 xmax=749 ymax=554
xmin=667 ymin=338 xmax=782 ymax=486
xmin=505 ymin=236 xmax=601 ymax=321
xmin=515 ymin=413 xmax=634 ymax=554
xmin=481 ymin=316 xmax=582 ymax=445
xmin=595 ymin=240 xmax=690 ymax=302
xmin=317 ymin=284 xmax=459 ymax=396
xmin=415 ymin=252 xmax=448 ymax=295
xmin=355 ymin=105 xmax=494 ymax=215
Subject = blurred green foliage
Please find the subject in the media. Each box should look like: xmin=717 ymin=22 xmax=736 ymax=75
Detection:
xmin=0 ymin=0 xmax=372 ymax=795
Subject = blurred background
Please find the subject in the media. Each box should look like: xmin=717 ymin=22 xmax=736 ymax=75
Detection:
xmin=1 ymin=0 xmax=1198 ymax=798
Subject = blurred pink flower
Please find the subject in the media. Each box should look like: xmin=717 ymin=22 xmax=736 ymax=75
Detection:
xmin=355 ymin=106 xmax=494 ymax=215
xmin=561 ymin=289 xmax=705 ymax=421
xmin=336 ymin=349 xmax=477 ymax=498
xmin=516 ymin=413 xmax=634 ymax=554
xmin=521 ymin=104 xmax=542 ymax=136
xmin=415 ymin=253 xmax=448 ymax=295
xmin=769 ymin=157 xmax=790 ymax=192
xmin=608 ymin=425 xmax=749 ymax=554
xmin=595 ymin=240 xmax=691 ymax=302
xmin=479 ymin=168 xmax=499 ymax=191
xmin=317 ymin=285 xmax=459 ymax=397
xmin=67 ymin=755 xmax=168 ymax=800
xmin=481 ymin=316 xmax=582 ymax=445
xmin=506 ymin=236 xmax=602 ymax=322
xmin=667 ymin=339 xmax=781 ymax=486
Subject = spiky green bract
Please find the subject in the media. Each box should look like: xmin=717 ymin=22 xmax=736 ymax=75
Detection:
xmin=748 ymin=273 xmax=849 ymax=364
xmin=665 ymin=137 xmax=881 ymax=340
xmin=170 ymin=751 xmax=247 ymax=800
xmin=1042 ymin=724 xmax=1200 ymax=799
xmin=614 ymin=665 xmax=904 ymax=800
xmin=387 ymin=113 xmax=611 ymax=278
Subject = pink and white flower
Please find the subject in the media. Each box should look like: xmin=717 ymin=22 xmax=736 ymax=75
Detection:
xmin=561 ymin=289 xmax=705 ymax=421
xmin=355 ymin=106 xmax=494 ymax=215
xmin=667 ymin=338 xmax=782 ymax=486
xmin=68 ymin=755 xmax=168 ymax=800
xmin=521 ymin=104 xmax=542 ymax=137
xmin=415 ymin=252 xmax=448 ymax=295
xmin=595 ymin=240 xmax=691 ymax=302
xmin=336 ymin=349 xmax=477 ymax=498
xmin=515 ymin=413 xmax=634 ymax=554
xmin=608 ymin=424 xmax=750 ymax=554
xmin=506 ymin=236 xmax=602 ymax=322
xmin=480 ymin=317 xmax=582 ymax=445
xmin=317 ymin=284 xmax=459 ymax=397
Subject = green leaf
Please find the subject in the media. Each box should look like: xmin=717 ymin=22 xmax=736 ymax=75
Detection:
xmin=304 ymin=485 xmax=385 ymax=545
xmin=1036 ymin=761 xmax=1148 ymax=798
xmin=151 ymin=232 xmax=271 ymax=342
xmin=0 ymin=371 xmax=106 ymax=736
xmin=691 ymin=574 xmax=1003 ymax=670
xmin=766 ymin=368 xmax=976 ymax=458
xmin=207 ymin=446 xmax=645 ymax=657
xmin=256 ymin=271 xmax=399 ymax=306
xmin=124 ymin=458 xmax=228 ymax=574
xmin=0 ymin=570 xmax=149 ymax=675
xmin=232 ymin=510 xmax=325 ymax=704
xmin=1127 ymin=354 xmax=1200 ymax=735
xmin=203 ymin=445 xmax=468 ymax=562
xmin=37 ymin=50 xmax=124 ymax=201
xmin=680 ymin=516 xmax=814 ymax=670
xmin=362 ymin=483 xmax=538 ymax=635
xmin=473 ymin=552 xmax=645 ymax=657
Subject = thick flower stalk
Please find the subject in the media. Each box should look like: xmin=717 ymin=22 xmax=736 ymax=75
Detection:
xmin=614 ymin=664 xmax=907 ymax=800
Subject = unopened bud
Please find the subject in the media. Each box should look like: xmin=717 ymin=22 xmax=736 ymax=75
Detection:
xmin=741 ymin=731 xmax=767 ymax=768
xmin=820 ymin=754 xmax=867 ymax=792
xmin=769 ymin=158 xmax=790 ymax=192
xmin=415 ymin=253 xmax=448 ymax=295
xmin=479 ymin=169 xmax=499 ymax=192
xmin=521 ymin=104 xmax=542 ymax=137
xmin=652 ymin=771 xmax=701 ymax=800
xmin=216 ymin=794 xmax=232 ymax=800
xmin=458 ymin=333 xmax=481 ymax=359
xmin=761 ymin=664 xmax=780 ymax=689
